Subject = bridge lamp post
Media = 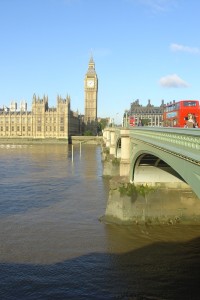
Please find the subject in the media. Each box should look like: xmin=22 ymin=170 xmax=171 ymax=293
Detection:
xmin=123 ymin=110 xmax=128 ymax=128
xmin=114 ymin=113 xmax=119 ymax=127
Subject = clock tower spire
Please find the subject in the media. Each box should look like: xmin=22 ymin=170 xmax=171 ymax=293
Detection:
xmin=84 ymin=55 xmax=98 ymax=133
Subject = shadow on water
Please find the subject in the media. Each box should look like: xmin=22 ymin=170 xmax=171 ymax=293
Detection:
xmin=1 ymin=236 xmax=200 ymax=300
xmin=1 ymin=144 xmax=200 ymax=299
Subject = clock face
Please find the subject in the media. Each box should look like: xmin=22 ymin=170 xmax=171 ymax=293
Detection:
xmin=87 ymin=79 xmax=94 ymax=88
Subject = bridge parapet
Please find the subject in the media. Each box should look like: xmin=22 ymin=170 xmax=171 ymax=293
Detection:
xmin=129 ymin=127 xmax=200 ymax=164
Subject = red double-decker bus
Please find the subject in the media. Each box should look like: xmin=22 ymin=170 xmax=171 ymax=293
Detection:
xmin=163 ymin=100 xmax=200 ymax=128
xmin=129 ymin=116 xmax=135 ymax=126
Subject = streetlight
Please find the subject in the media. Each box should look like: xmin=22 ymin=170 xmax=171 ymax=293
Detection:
xmin=115 ymin=113 xmax=119 ymax=126
xmin=123 ymin=110 xmax=128 ymax=128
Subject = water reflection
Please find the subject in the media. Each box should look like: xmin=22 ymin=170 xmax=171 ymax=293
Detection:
xmin=0 ymin=144 xmax=200 ymax=299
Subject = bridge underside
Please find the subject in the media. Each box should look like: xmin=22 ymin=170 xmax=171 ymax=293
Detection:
xmin=134 ymin=154 xmax=185 ymax=184
xmin=129 ymin=140 xmax=200 ymax=199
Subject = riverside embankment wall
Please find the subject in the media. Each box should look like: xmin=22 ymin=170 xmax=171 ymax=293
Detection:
xmin=0 ymin=136 xmax=103 ymax=145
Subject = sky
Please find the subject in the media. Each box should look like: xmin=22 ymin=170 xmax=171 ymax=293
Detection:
xmin=0 ymin=0 xmax=200 ymax=124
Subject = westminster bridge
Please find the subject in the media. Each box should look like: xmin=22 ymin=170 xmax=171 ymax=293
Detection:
xmin=101 ymin=127 xmax=200 ymax=224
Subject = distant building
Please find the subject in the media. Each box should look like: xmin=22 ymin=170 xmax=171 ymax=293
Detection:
xmin=125 ymin=99 xmax=165 ymax=126
xmin=0 ymin=94 xmax=82 ymax=140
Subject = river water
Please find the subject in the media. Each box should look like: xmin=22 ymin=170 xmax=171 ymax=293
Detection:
xmin=0 ymin=144 xmax=200 ymax=300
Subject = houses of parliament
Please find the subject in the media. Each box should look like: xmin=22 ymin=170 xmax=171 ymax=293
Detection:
xmin=0 ymin=57 xmax=98 ymax=140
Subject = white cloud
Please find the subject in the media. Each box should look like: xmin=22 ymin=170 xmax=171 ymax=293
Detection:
xmin=138 ymin=0 xmax=175 ymax=13
xmin=159 ymin=74 xmax=189 ymax=88
xmin=170 ymin=43 xmax=200 ymax=54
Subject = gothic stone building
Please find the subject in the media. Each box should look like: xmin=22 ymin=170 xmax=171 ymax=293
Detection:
xmin=127 ymin=99 xmax=165 ymax=126
xmin=0 ymin=57 xmax=99 ymax=139
xmin=0 ymin=94 xmax=81 ymax=140
xmin=84 ymin=56 xmax=98 ymax=134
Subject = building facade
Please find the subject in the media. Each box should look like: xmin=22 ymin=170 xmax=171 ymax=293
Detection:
xmin=126 ymin=99 xmax=165 ymax=126
xmin=0 ymin=57 xmax=100 ymax=139
xmin=0 ymin=94 xmax=81 ymax=139
xmin=84 ymin=56 xmax=98 ymax=133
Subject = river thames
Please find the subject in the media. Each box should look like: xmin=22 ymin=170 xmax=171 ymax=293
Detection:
xmin=0 ymin=143 xmax=200 ymax=300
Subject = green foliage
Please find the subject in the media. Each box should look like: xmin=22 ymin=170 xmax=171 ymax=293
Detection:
xmin=118 ymin=183 xmax=137 ymax=197
xmin=142 ymin=118 xmax=151 ymax=126
xmin=97 ymin=123 xmax=102 ymax=133
xmin=98 ymin=119 xmax=108 ymax=131
xmin=103 ymin=147 xmax=110 ymax=155
xmin=112 ymin=157 xmax=120 ymax=166
xmin=136 ymin=184 xmax=156 ymax=198
xmin=118 ymin=182 xmax=156 ymax=199
xmin=84 ymin=130 xmax=93 ymax=136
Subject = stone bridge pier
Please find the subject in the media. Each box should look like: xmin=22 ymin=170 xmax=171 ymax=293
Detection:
xmin=119 ymin=129 xmax=130 ymax=177
xmin=103 ymin=129 xmax=111 ymax=148
xmin=109 ymin=129 xmax=116 ymax=156
xmin=101 ymin=127 xmax=200 ymax=225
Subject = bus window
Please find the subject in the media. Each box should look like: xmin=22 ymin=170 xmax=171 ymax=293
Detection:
xmin=183 ymin=101 xmax=196 ymax=107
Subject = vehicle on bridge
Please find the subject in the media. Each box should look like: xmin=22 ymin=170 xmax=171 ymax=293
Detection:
xmin=163 ymin=100 xmax=200 ymax=128
xmin=129 ymin=116 xmax=136 ymax=126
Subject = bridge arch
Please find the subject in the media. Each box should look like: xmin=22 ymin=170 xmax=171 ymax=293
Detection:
xmin=130 ymin=142 xmax=199 ymax=197
xmin=132 ymin=152 xmax=185 ymax=184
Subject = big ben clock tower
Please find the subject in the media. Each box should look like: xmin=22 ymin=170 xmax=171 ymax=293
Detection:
xmin=84 ymin=56 xmax=98 ymax=131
